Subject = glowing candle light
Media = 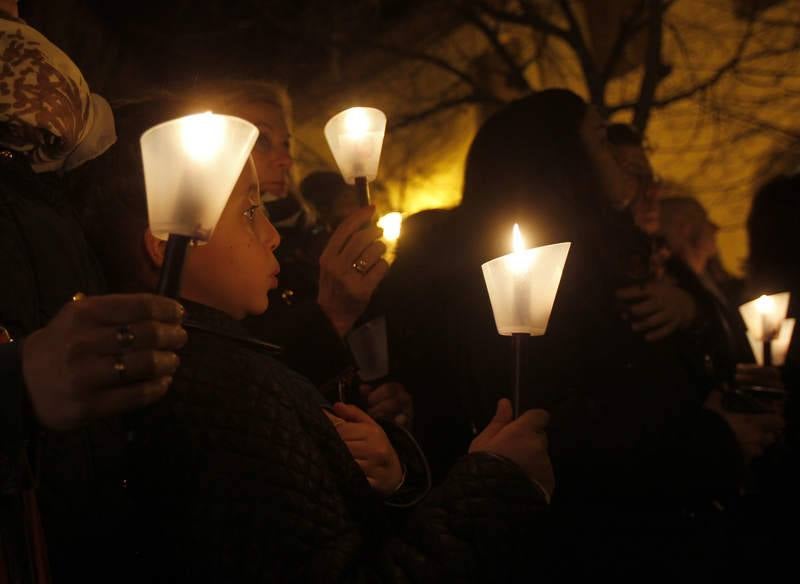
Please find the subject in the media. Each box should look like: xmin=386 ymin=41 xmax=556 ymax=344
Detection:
xmin=740 ymin=292 xmax=792 ymax=367
xmin=378 ymin=211 xmax=403 ymax=243
xmin=324 ymin=106 xmax=386 ymax=206
xmin=180 ymin=111 xmax=226 ymax=163
xmin=141 ymin=112 xmax=258 ymax=297
xmin=482 ymin=225 xmax=571 ymax=416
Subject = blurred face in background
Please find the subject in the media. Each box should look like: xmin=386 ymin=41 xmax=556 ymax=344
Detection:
xmin=612 ymin=143 xmax=661 ymax=236
xmin=231 ymin=101 xmax=293 ymax=200
xmin=580 ymin=108 xmax=639 ymax=210
xmin=693 ymin=216 xmax=720 ymax=273
xmin=660 ymin=199 xmax=719 ymax=275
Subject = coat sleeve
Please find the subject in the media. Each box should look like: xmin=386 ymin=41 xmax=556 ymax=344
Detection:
xmin=346 ymin=452 xmax=549 ymax=583
xmin=130 ymin=340 xmax=550 ymax=584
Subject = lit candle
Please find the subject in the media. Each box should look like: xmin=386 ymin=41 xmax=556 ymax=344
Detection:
xmin=482 ymin=230 xmax=571 ymax=417
xmin=754 ymin=294 xmax=780 ymax=367
xmin=180 ymin=111 xmax=225 ymax=163
xmin=324 ymin=107 xmax=387 ymax=207
xmin=747 ymin=318 xmax=796 ymax=367
xmin=341 ymin=107 xmax=372 ymax=178
xmin=141 ymin=111 xmax=258 ymax=296
xmin=508 ymin=224 xmax=532 ymax=327
xmin=755 ymin=294 xmax=779 ymax=340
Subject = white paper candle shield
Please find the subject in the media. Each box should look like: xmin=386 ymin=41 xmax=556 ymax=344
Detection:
xmin=747 ymin=318 xmax=795 ymax=366
xmin=347 ymin=316 xmax=388 ymax=382
xmin=141 ymin=112 xmax=259 ymax=241
xmin=324 ymin=107 xmax=386 ymax=184
xmin=739 ymin=292 xmax=791 ymax=340
xmin=482 ymin=240 xmax=571 ymax=336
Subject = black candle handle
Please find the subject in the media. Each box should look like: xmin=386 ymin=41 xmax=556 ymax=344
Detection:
xmin=512 ymin=333 xmax=529 ymax=418
xmin=157 ymin=234 xmax=191 ymax=298
xmin=355 ymin=176 xmax=370 ymax=207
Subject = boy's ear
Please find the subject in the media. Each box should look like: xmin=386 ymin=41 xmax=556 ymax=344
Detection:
xmin=143 ymin=228 xmax=166 ymax=269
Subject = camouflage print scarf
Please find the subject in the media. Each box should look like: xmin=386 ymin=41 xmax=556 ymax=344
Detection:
xmin=0 ymin=18 xmax=115 ymax=172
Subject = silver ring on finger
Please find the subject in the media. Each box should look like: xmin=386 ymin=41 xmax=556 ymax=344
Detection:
xmin=116 ymin=325 xmax=136 ymax=350
xmin=352 ymin=257 xmax=370 ymax=274
xmin=113 ymin=354 xmax=128 ymax=383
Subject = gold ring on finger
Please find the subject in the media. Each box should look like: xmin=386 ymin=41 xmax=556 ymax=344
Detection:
xmin=71 ymin=291 xmax=86 ymax=303
xmin=116 ymin=325 xmax=136 ymax=350
xmin=113 ymin=354 xmax=127 ymax=383
xmin=352 ymin=257 xmax=370 ymax=274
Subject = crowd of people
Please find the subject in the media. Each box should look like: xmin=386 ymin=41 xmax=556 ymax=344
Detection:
xmin=1 ymin=6 xmax=797 ymax=582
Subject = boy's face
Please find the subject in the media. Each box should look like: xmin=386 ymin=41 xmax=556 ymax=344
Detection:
xmin=181 ymin=160 xmax=281 ymax=319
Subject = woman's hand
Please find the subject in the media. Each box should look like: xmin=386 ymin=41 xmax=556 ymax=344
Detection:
xmin=470 ymin=399 xmax=555 ymax=500
xmin=21 ymin=293 xmax=186 ymax=430
xmin=735 ymin=363 xmax=784 ymax=389
xmin=318 ymin=206 xmax=389 ymax=337
xmin=705 ymin=390 xmax=785 ymax=464
xmin=617 ymin=280 xmax=697 ymax=341
xmin=327 ymin=402 xmax=404 ymax=496
xmin=359 ymin=382 xmax=414 ymax=429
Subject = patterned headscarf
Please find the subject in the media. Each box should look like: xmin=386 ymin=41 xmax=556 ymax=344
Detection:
xmin=0 ymin=18 xmax=115 ymax=172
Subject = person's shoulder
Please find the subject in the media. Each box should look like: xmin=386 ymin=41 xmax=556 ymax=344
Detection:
xmin=181 ymin=319 xmax=320 ymax=397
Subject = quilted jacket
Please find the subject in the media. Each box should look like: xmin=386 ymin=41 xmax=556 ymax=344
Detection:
xmin=40 ymin=301 xmax=548 ymax=583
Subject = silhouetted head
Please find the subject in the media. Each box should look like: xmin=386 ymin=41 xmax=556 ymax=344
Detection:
xmin=459 ymin=88 xmax=638 ymax=253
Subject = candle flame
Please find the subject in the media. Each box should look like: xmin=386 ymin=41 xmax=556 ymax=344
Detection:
xmin=181 ymin=112 xmax=225 ymax=162
xmin=755 ymin=294 xmax=776 ymax=315
xmin=512 ymin=223 xmax=525 ymax=253
xmin=344 ymin=107 xmax=370 ymax=138
xmin=509 ymin=223 xmax=530 ymax=274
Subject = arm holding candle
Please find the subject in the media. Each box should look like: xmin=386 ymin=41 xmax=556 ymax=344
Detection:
xmin=469 ymin=398 xmax=555 ymax=501
xmin=705 ymin=389 xmax=785 ymax=464
xmin=734 ymin=363 xmax=784 ymax=389
xmin=318 ymin=206 xmax=389 ymax=337
xmin=20 ymin=293 xmax=186 ymax=431
xmin=129 ymin=324 xmax=551 ymax=582
xmin=326 ymin=402 xmax=404 ymax=496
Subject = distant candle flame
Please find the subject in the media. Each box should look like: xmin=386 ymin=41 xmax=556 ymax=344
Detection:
xmin=755 ymin=294 xmax=776 ymax=315
xmin=378 ymin=212 xmax=403 ymax=243
xmin=181 ymin=112 xmax=225 ymax=163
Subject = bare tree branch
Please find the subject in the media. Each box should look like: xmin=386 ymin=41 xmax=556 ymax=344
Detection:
xmin=556 ymin=0 xmax=603 ymax=104
xmin=355 ymin=41 xmax=480 ymax=91
xmin=600 ymin=0 xmax=647 ymax=81
xmin=389 ymin=94 xmax=501 ymax=131
xmin=609 ymin=12 xmax=757 ymax=114
xmin=507 ymin=0 xmax=571 ymax=40
xmin=633 ymin=0 xmax=666 ymax=130
xmin=466 ymin=6 xmax=531 ymax=91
